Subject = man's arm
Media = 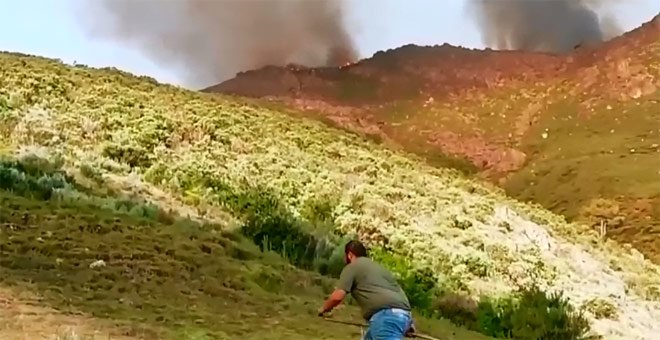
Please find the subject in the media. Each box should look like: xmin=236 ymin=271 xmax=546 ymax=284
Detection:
xmin=317 ymin=289 xmax=347 ymax=316
xmin=318 ymin=264 xmax=354 ymax=316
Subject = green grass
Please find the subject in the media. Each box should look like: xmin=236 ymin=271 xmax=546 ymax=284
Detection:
xmin=0 ymin=192 xmax=358 ymax=339
xmin=1 ymin=51 xmax=659 ymax=339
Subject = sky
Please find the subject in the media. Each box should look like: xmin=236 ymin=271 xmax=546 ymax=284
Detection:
xmin=0 ymin=0 xmax=658 ymax=88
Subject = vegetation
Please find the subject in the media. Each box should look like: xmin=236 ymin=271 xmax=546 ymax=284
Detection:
xmin=502 ymin=95 xmax=660 ymax=262
xmin=1 ymin=51 xmax=659 ymax=339
xmin=224 ymin=28 xmax=660 ymax=264
xmin=349 ymin=79 xmax=660 ymax=264
xmin=0 ymin=155 xmax=595 ymax=339
xmin=1 ymin=154 xmax=477 ymax=339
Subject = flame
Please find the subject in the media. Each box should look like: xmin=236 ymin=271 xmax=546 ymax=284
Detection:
xmin=339 ymin=61 xmax=353 ymax=69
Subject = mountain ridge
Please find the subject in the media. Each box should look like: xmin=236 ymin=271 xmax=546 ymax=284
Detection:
xmin=204 ymin=14 xmax=659 ymax=102
xmin=203 ymin=13 xmax=660 ymax=263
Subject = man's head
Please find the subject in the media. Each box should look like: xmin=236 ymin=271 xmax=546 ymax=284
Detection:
xmin=344 ymin=240 xmax=368 ymax=264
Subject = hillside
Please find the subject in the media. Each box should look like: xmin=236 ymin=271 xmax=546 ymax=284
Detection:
xmin=205 ymin=14 xmax=660 ymax=264
xmin=0 ymin=58 xmax=484 ymax=340
xmin=1 ymin=51 xmax=659 ymax=339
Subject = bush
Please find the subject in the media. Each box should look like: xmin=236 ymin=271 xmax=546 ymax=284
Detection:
xmin=15 ymin=152 xmax=65 ymax=177
xmin=0 ymin=157 xmax=69 ymax=200
xmin=102 ymin=142 xmax=152 ymax=168
xmin=0 ymin=155 xmax=177 ymax=226
xmin=244 ymin=212 xmax=322 ymax=270
xmin=475 ymin=296 xmax=515 ymax=338
xmin=578 ymin=198 xmax=625 ymax=233
xmin=582 ymin=297 xmax=618 ymax=320
xmin=79 ymin=163 xmax=104 ymax=183
xmin=300 ymin=194 xmax=338 ymax=226
xmin=474 ymin=285 xmax=594 ymax=339
xmin=434 ymin=293 xmax=477 ymax=326
xmin=429 ymin=284 xmax=595 ymax=339
xmin=230 ymin=185 xmax=346 ymax=277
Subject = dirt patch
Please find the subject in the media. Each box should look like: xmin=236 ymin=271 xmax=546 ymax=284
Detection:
xmin=427 ymin=131 xmax=527 ymax=175
xmin=0 ymin=287 xmax=141 ymax=340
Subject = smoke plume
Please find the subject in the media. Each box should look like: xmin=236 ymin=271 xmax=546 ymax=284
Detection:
xmin=77 ymin=0 xmax=357 ymax=87
xmin=469 ymin=0 xmax=622 ymax=53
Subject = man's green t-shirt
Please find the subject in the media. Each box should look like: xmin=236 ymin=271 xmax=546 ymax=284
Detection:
xmin=336 ymin=256 xmax=411 ymax=320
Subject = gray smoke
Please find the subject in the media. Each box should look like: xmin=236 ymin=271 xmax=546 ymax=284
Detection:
xmin=469 ymin=0 xmax=622 ymax=53
xmin=76 ymin=0 xmax=357 ymax=87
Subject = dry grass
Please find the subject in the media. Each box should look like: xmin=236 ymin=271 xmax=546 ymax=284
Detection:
xmin=0 ymin=287 xmax=139 ymax=340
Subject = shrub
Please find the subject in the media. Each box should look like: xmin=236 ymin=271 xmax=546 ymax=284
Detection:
xmin=578 ymin=198 xmax=625 ymax=233
xmin=300 ymin=193 xmax=339 ymax=231
xmin=430 ymin=284 xmax=595 ymax=339
xmin=474 ymin=285 xmax=594 ymax=339
xmin=433 ymin=292 xmax=479 ymax=327
xmin=582 ymin=297 xmax=619 ymax=320
xmin=231 ymin=185 xmax=346 ymax=277
xmin=101 ymin=142 xmax=152 ymax=168
xmin=476 ymin=296 xmax=515 ymax=338
xmin=0 ymin=155 xmax=178 ymax=226
xmin=245 ymin=213 xmax=322 ymax=270
xmin=79 ymin=163 xmax=104 ymax=183
xmin=208 ymin=182 xmax=594 ymax=339
xmin=0 ymin=157 xmax=69 ymax=200
xmin=15 ymin=152 xmax=65 ymax=176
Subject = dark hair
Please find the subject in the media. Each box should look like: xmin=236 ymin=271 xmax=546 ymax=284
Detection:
xmin=344 ymin=240 xmax=368 ymax=257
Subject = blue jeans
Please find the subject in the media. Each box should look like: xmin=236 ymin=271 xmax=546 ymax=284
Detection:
xmin=363 ymin=308 xmax=412 ymax=340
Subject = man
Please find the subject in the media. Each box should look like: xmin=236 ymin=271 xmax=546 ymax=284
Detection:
xmin=318 ymin=240 xmax=415 ymax=339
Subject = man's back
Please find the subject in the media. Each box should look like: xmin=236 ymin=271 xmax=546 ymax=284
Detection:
xmin=336 ymin=256 xmax=411 ymax=320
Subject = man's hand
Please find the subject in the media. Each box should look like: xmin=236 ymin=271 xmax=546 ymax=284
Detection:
xmin=405 ymin=321 xmax=417 ymax=336
xmin=318 ymin=289 xmax=346 ymax=317
xmin=317 ymin=306 xmax=329 ymax=317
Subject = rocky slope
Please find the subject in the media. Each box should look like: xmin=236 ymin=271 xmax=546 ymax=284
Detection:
xmin=204 ymin=14 xmax=660 ymax=264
